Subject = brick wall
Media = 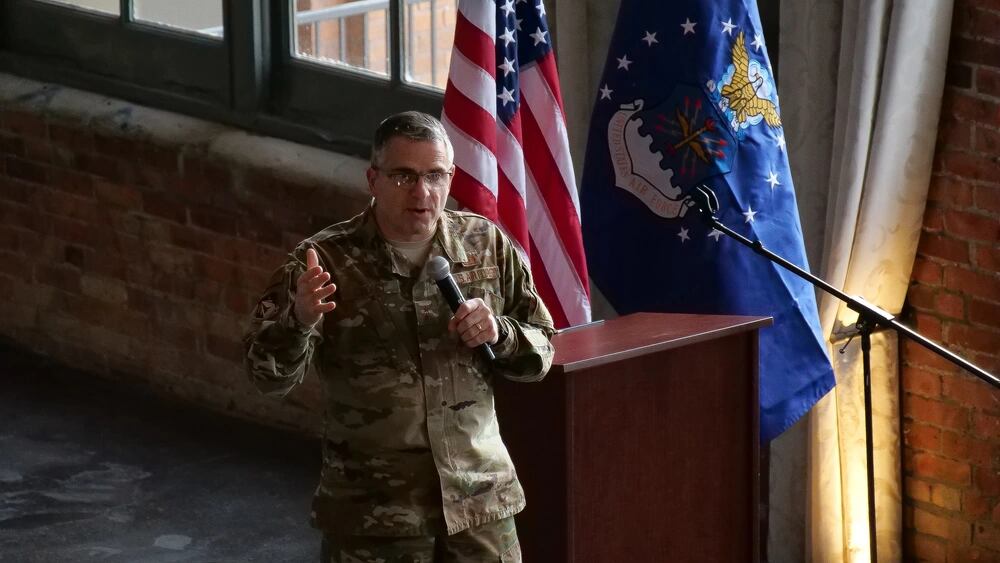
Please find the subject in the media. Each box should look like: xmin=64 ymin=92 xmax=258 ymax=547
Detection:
xmin=902 ymin=0 xmax=1000 ymax=560
xmin=0 ymin=87 xmax=369 ymax=435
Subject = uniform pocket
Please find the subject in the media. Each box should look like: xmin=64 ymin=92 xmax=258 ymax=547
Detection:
xmin=464 ymin=285 xmax=506 ymax=317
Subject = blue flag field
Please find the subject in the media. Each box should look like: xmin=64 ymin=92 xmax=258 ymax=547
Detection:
xmin=580 ymin=0 xmax=836 ymax=441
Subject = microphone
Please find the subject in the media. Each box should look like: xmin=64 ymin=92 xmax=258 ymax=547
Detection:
xmin=691 ymin=184 xmax=719 ymax=220
xmin=427 ymin=256 xmax=496 ymax=361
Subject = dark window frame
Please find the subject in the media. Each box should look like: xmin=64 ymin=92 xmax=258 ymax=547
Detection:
xmin=0 ymin=0 xmax=445 ymax=157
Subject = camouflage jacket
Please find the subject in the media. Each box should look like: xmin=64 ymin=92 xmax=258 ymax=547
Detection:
xmin=244 ymin=207 xmax=555 ymax=536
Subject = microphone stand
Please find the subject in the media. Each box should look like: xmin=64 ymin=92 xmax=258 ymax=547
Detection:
xmin=689 ymin=186 xmax=999 ymax=563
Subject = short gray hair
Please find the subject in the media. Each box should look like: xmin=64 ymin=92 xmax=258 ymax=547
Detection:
xmin=370 ymin=111 xmax=454 ymax=168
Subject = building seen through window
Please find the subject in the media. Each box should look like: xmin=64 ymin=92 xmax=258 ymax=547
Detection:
xmin=293 ymin=0 xmax=456 ymax=90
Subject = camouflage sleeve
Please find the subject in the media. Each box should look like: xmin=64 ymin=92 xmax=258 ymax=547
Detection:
xmin=490 ymin=232 xmax=555 ymax=382
xmin=243 ymin=249 xmax=320 ymax=397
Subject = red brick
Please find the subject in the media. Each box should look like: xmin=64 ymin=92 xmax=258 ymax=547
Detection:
xmin=905 ymin=419 xmax=943 ymax=450
xmin=945 ymin=210 xmax=1000 ymax=242
xmin=909 ymin=284 xmax=939 ymax=312
xmin=939 ymin=116 xmax=974 ymax=149
xmin=206 ymin=334 xmax=244 ymax=363
xmin=977 ymin=185 xmax=1000 ymax=213
xmin=993 ymin=501 xmax=1000 ymax=523
xmin=137 ymin=143 xmax=179 ymax=174
xmin=978 ymin=126 xmax=1000 ymax=155
xmin=914 ymin=312 xmax=945 ymax=339
xmin=945 ymin=266 xmax=1000 ymax=302
xmin=966 ymin=489 xmax=992 ymax=519
xmin=34 ymin=263 xmax=81 ymax=294
xmin=950 ymin=37 xmax=1000 ymax=70
xmin=223 ymin=287 xmax=251 ymax=315
xmin=48 ymin=168 xmax=95 ymax=198
xmin=142 ymin=193 xmax=187 ymax=224
xmin=975 ymin=522 xmax=1000 ymax=552
xmin=936 ymin=293 xmax=967 ymax=320
xmin=34 ymin=190 xmax=102 ymax=223
xmin=196 ymin=255 xmax=239 ymax=285
xmin=970 ymin=299 xmax=1000 ymax=329
xmin=190 ymin=206 xmax=239 ymax=236
xmin=978 ymin=468 xmax=1000 ymax=496
xmin=94 ymin=180 xmax=142 ymax=209
xmin=74 ymin=153 xmax=123 ymax=182
xmin=924 ymin=205 xmax=946 ymax=232
xmin=47 ymin=123 xmax=93 ymax=153
xmin=975 ymin=245 xmax=1000 ymax=271
xmin=51 ymin=216 xmax=114 ymax=249
xmin=973 ymin=411 xmax=1000 ymax=440
xmin=915 ymin=507 xmax=952 ymax=538
xmin=980 ymin=67 xmax=1000 ymax=99
xmin=907 ymin=394 xmax=970 ymax=430
xmin=2 ymin=111 xmax=47 ymax=139
xmin=943 ymin=431 xmax=996 ymax=467
xmin=5 ymin=156 xmax=48 ymax=185
xmin=951 ymin=92 xmax=1000 ymax=127
xmin=157 ymin=322 xmax=199 ymax=349
xmin=168 ymin=224 xmax=213 ymax=252
xmin=940 ymin=150 xmax=1000 ymax=183
xmin=966 ymin=8 xmax=1000 ymax=55
xmin=907 ymin=477 xmax=933 ymax=502
xmin=945 ymin=323 xmax=1000 ymax=355
xmin=919 ymin=233 xmax=971 ymax=263
xmin=93 ymin=133 xmax=137 ymax=161
xmin=913 ymin=453 xmax=972 ymax=485
xmin=910 ymin=533 xmax=947 ymax=561
xmin=905 ymin=366 xmax=944 ymax=398
xmin=22 ymin=139 xmax=54 ymax=163
xmin=0 ymin=250 xmax=29 ymax=279
xmin=944 ymin=373 xmax=1000 ymax=414
xmin=931 ymin=483 xmax=964 ymax=511
xmin=913 ymin=258 xmax=944 ymax=285
xmin=904 ymin=339 xmax=963 ymax=374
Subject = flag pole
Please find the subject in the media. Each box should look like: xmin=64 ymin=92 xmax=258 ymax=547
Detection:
xmin=689 ymin=185 xmax=998 ymax=563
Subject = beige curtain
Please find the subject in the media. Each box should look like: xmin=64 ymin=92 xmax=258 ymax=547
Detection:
xmin=781 ymin=0 xmax=954 ymax=561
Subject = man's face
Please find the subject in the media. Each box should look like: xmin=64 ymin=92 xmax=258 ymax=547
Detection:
xmin=367 ymin=136 xmax=453 ymax=242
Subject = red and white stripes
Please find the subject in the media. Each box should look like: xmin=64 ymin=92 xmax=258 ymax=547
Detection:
xmin=442 ymin=0 xmax=590 ymax=328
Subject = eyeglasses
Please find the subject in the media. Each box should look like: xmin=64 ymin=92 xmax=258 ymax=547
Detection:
xmin=378 ymin=169 xmax=454 ymax=189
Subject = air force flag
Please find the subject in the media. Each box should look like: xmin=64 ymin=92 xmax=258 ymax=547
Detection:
xmin=581 ymin=0 xmax=835 ymax=441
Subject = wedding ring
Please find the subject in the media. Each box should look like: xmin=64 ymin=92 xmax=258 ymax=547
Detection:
xmin=476 ymin=323 xmax=482 ymax=331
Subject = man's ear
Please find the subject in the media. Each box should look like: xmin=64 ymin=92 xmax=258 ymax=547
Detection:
xmin=366 ymin=167 xmax=378 ymax=196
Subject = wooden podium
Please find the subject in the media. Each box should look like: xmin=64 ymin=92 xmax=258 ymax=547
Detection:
xmin=494 ymin=312 xmax=771 ymax=563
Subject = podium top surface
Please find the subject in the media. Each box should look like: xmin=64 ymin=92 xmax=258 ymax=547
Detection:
xmin=551 ymin=312 xmax=771 ymax=373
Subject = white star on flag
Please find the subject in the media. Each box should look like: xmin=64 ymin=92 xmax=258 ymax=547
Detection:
xmin=499 ymin=27 xmax=516 ymax=46
xmin=616 ymin=55 xmax=633 ymax=70
xmin=767 ymin=171 xmax=780 ymax=189
xmin=515 ymin=17 xmax=523 ymax=31
xmin=529 ymin=27 xmax=548 ymax=45
xmin=681 ymin=18 xmax=697 ymax=35
xmin=776 ymin=134 xmax=786 ymax=151
xmin=751 ymin=33 xmax=764 ymax=51
xmin=721 ymin=18 xmax=736 ymax=35
xmin=599 ymin=84 xmax=613 ymax=100
xmin=536 ymin=1 xmax=545 ymax=17
xmin=678 ymin=227 xmax=690 ymax=242
xmin=501 ymin=0 xmax=515 ymax=17
xmin=642 ymin=31 xmax=658 ymax=46
xmin=708 ymin=229 xmax=724 ymax=242
xmin=743 ymin=207 xmax=758 ymax=223
xmin=498 ymin=87 xmax=515 ymax=105
xmin=499 ymin=58 xmax=515 ymax=76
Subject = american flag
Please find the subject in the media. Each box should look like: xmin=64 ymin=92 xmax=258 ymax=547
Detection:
xmin=441 ymin=0 xmax=591 ymax=329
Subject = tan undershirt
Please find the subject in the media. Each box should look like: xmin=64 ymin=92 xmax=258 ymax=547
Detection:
xmin=386 ymin=232 xmax=435 ymax=276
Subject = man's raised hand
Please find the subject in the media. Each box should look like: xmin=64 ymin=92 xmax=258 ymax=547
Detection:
xmin=294 ymin=248 xmax=337 ymax=328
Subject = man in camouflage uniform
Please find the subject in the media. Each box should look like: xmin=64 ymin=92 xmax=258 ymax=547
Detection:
xmin=244 ymin=111 xmax=554 ymax=562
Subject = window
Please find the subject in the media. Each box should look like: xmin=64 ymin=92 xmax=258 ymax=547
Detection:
xmin=0 ymin=0 xmax=456 ymax=156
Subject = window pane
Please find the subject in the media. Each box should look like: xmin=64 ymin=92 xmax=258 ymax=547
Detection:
xmin=403 ymin=0 xmax=456 ymax=90
xmin=292 ymin=0 xmax=389 ymax=78
xmin=35 ymin=0 xmax=119 ymax=15
xmin=133 ymin=0 xmax=224 ymax=38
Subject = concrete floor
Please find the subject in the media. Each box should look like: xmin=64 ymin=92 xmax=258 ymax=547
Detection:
xmin=0 ymin=343 xmax=323 ymax=562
